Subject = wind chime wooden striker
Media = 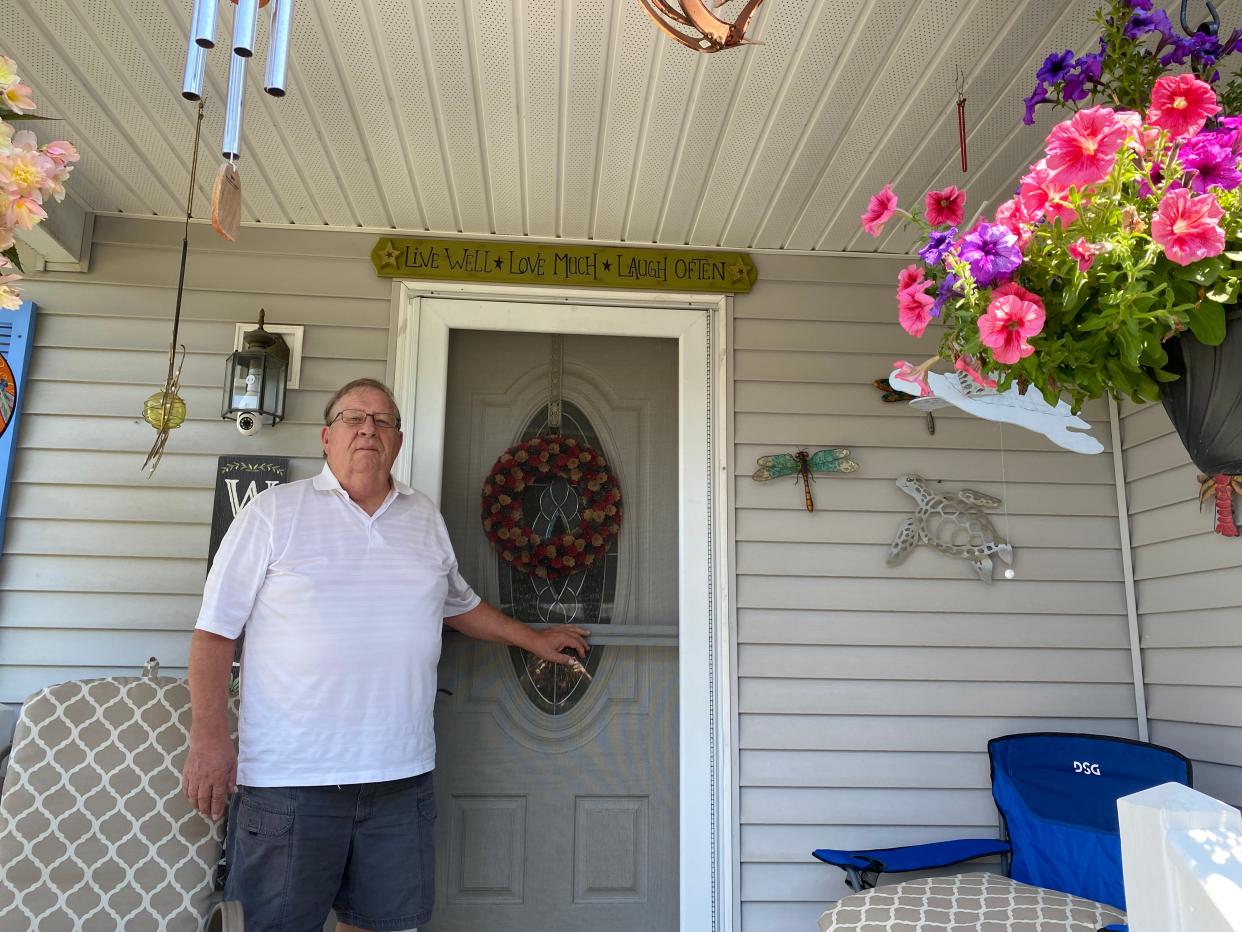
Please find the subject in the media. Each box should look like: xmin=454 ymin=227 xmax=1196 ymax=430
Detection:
xmin=181 ymin=0 xmax=295 ymax=240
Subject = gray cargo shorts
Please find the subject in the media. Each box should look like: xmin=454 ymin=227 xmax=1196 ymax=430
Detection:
xmin=223 ymin=770 xmax=436 ymax=932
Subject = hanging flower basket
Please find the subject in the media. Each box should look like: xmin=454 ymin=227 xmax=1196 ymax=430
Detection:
xmin=860 ymin=0 xmax=1242 ymax=465
xmin=480 ymin=435 xmax=623 ymax=580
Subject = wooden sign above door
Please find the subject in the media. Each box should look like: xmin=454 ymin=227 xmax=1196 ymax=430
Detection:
xmin=371 ymin=237 xmax=757 ymax=293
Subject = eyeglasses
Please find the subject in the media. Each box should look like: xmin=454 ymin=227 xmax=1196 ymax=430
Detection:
xmin=329 ymin=408 xmax=401 ymax=430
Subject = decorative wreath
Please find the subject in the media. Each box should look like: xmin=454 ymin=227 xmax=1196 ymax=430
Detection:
xmin=481 ymin=435 xmax=623 ymax=580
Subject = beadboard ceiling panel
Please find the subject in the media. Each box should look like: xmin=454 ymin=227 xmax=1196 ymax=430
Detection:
xmin=1 ymin=0 xmax=1137 ymax=253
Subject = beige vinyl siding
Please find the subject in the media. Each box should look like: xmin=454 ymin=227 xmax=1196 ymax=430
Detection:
xmin=0 ymin=216 xmax=391 ymax=702
xmin=731 ymin=255 xmax=1138 ymax=932
xmin=1119 ymin=400 xmax=1242 ymax=810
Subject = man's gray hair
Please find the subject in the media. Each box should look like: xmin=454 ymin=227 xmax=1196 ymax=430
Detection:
xmin=323 ymin=378 xmax=402 ymax=428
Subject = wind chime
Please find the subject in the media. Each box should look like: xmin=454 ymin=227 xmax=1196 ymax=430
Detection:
xmin=638 ymin=0 xmax=767 ymax=52
xmin=181 ymin=0 xmax=295 ymax=240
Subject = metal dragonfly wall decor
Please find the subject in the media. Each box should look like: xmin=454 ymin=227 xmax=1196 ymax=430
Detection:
xmin=752 ymin=448 xmax=859 ymax=512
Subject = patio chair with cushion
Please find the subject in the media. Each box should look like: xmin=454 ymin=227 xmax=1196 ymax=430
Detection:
xmin=0 ymin=658 xmax=243 ymax=931
xmin=813 ymin=732 xmax=1193 ymax=930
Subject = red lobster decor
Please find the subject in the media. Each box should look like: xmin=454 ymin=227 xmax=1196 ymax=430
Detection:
xmin=1199 ymin=474 xmax=1242 ymax=538
xmin=637 ymin=0 xmax=767 ymax=53
xmin=481 ymin=435 xmax=622 ymax=580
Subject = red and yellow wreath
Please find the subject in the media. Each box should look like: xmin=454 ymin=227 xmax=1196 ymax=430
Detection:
xmin=480 ymin=435 xmax=622 ymax=579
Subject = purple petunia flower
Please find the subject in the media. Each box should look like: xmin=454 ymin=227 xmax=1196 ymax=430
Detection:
xmin=1077 ymin=52 xmax=1104 ymax=82
xmin=1023 ymin=83 xmax=1048 ymax=125
xmin=930 ymin=271 xmax=960 ymax=319
xmin=919 ymin=228 xmax=957 ymax=267
xmin=1125 ymin=9 xmax=1173 ymax=40
xmin=1061 ymin=69 xmax=1091 ymax=102
xmin=959 ymin=223 xmax=1022 ymax=287
xmin=1037 ymin=50 xmax=1075 ymax=85
xmin=1126 ymin=0 xmax=1152 ymax=9
xmin=1161 ymin=32 xmax=1220 ymax=66
xmin=1179 ymin=135 xmax=1242 ymax=192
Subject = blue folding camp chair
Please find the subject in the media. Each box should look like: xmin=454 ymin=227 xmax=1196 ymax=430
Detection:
xmin=813 ymin=732 xmax=1192 ymax=913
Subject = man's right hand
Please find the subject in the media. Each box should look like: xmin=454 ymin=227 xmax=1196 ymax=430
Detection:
xmin=183 ymin=732 xmax=238 ymax=820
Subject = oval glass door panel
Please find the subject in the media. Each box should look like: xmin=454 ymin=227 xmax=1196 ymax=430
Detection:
xmin=498 ymin=400 xmax=615 ymax=714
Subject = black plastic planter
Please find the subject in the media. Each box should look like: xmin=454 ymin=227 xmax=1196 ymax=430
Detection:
xmin=1159 ymin=307 xmax=1242 ymax=476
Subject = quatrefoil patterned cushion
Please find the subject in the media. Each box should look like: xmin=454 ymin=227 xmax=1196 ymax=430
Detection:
xmin=0 ymin=674 xmax=233 ymax=931
xmin=818 ymin=872 xmax=1126 ymax=932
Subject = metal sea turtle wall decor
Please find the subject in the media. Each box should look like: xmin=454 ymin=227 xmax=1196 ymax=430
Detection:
xmin=888 ymin=474 xmax=1014 ymax=585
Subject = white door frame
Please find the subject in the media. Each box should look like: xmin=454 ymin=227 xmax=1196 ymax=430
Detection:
xmin=389 ymin=280 xmax=734 ymax=932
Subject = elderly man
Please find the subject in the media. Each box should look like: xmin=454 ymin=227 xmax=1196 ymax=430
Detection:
xmin=183 ymin=377 xmax=588 ymax=932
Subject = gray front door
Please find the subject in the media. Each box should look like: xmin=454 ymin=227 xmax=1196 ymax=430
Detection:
xmin=430 ymin=329 xmax=679 ymax=931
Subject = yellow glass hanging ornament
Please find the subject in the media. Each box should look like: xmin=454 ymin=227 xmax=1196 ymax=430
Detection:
xmin=143 ymin=99 xmax=203 ymax=476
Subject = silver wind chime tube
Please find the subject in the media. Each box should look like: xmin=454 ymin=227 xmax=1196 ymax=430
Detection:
xmin=222 ymin=0 xmax=262 ymax=160
xmin=264 ymin=0 xmax=294 ymax=97
xmin=222 ymin=50 xmax=247 ymax=160
xmin=232 ymin=0 xmax=261 ymax=56
xmin=181 ymin=0 xmax=218 ymax=100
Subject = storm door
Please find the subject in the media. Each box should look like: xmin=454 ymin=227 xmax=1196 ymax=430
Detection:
xmin=429 ymin=328 xmax=679 ymax=931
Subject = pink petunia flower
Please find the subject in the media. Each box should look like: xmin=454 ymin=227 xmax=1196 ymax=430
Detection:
xmin=892 ymin=360 xmax=932 ymax=397
xmin=954 ymin=355 xmax=997 ymax=388
xmin=924 ymin=185 xmax=966 ymax=226
xmin=1151 ymin=187 xmax=1225 ymax=265
xmin=897 ymin=264 xmax=923 ymax=292
xmin=862 ymin=183 xmax=898 ymax=236
xmin=1019 ymin=159 xmax=1076 ymax=227
xmin=898 ymin=279 xmax=936 ymax=337
xmin=1045 ymin=106 xmax=1129 ymax=188
xmin=1068 ymin=237 xmax=1100 ymax=272
xmin=1147 ymin=74 xmax=1219 ymax=139
xmin=978 ymin=282 xmax=1046 ymax=365
xmin=993 ymin=195 xmax=1035 ymax=251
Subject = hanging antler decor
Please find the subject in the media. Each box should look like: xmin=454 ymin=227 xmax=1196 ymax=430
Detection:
xmin=637 ymin=0 xmax=767 ymax=52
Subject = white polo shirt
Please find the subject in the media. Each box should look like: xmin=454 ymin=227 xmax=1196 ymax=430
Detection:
xmin=196 ymin=463 xmax=480 ymax=786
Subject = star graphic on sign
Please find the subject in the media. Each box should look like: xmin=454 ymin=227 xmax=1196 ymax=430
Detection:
xmin=725 ymin=257 xmax=749 ymax=285
xmin=377 ymin=240 xmax=400 ymax=269
xmin=602 ymin=259 xmax=611 ymax=271
xmin=494 ymin=257 xmax=504 ymax=270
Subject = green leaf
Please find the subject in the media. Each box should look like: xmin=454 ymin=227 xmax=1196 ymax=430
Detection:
xmin=1149 ymin=367 xmax=1181 ymax=382
xmin=1075 ymin=315 xmax=1111 ymax=332
xmin=1187 ymin=299 xmax=1227 ymax=345
xmin=1171 ymin=258 xmax=1223 ymax=285
xmin=2 ymin=244 xmax=23 ymax=274
xmin=1207 ymin=276 xmax=1241 ymax=305
xmin=1170 ymin=279 xmax=1199 ymax=305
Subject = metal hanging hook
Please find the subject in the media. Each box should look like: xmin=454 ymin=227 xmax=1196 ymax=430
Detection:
xmin=1180 ymin=0 xmax=1220 ymax=37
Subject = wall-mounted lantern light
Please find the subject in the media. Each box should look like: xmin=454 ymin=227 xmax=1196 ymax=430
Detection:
xmin=222 ymin=309 xmax=288 ymax=434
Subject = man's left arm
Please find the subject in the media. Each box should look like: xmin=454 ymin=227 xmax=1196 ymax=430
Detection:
xmin=444 ymin=601 xmax=589 ymax=665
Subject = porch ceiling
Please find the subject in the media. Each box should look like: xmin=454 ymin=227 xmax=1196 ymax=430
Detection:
xmin=6 ymin=0 xmax=1098 ymax=253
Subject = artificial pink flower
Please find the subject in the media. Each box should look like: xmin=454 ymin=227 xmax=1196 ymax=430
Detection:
xmin=0 ymin=148 xmax=54 ymax=199
xmin=862 ymin=183 xmax=898 ymax=236
xmin=898 ymin=280 xmax=936 ymax=338
xmin=1151 ymin=187 xmax=1225 ymax=266
xmin=1068 ymin=237 xmax=1100 ymax=272
xmin=924 ymin=185 xmax=966 ymax=226
xmin=954 ymin=355 xmax=997 ymax=388
xmin=9 ymin=195 xmax=46 ymax=230
xmin=892 ymin=360 xmax=932 ymax=397
xmin=1 ymin=83 xmax=35 ymax=113
xmin=1045 ymin=106 xmax=1129 ymax=188
xmin=978 ymin=282 xmax=1046 ymax=364
xmin=1019 ymin=159 xmax=1076 ymax=227
xmin=897 ymin=264 xmax=923 ymax=292
xmin=42 ymin=140 xmax=79 ymax=166
xmin=1148 ymin=74 xmax=1219 ymax=139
